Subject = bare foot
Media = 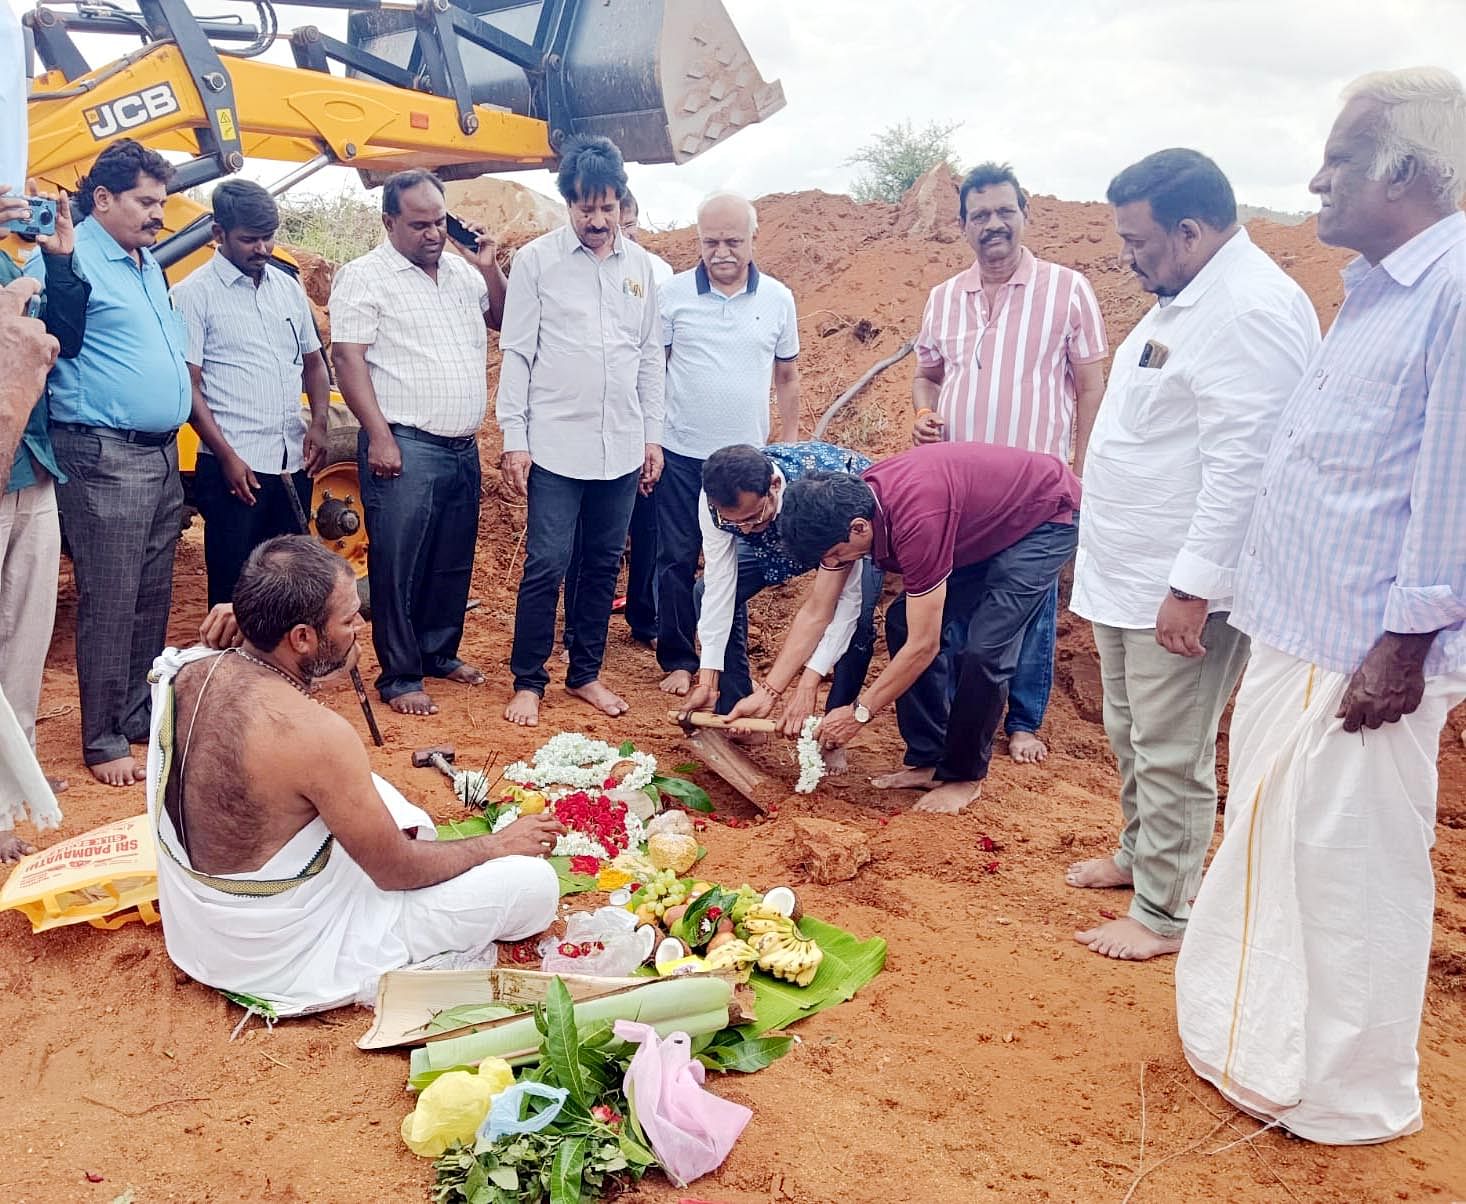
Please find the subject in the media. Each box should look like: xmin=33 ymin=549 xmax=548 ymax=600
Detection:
xmin=870 ymin=765 xmax=936 ymax=790
xmin=90 ymin=755 xmax=140 ymax=787
xmin=504 ymin=689 xmax=541 ymax=726
xmin=1065 ymin=855 xmax=1133 ymax=889
xmin=913 ymin=779 xmax=983 ymax=814
xmin=659 ymin=670 xmax=692 ymax=696
xmin=389 ymin=690 xmax=439 ymax=716
xmin=46 ymin=775 xmax=69 ymax=794
xmin=1 ymin=834 xmax=35 ymax=862
xmin=824 ymin=747 xmax=850 ymax=773
xmin=567 ymin=679 xmax=630 ymax=717
xmin=1074 ymin=916 xmax=1182 ymax=960
xmin=443 ymin=664 xmax=486 ymax=686
xmin=1008 ymin=731 xmax=1048 ymax=764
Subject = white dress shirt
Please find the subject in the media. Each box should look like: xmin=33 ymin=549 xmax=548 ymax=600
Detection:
xmin=697 ymin=466 xmax=862 ymax=675
xmin=172 ymin=253 xmax=322 ymax=473
xmin=328 ymin=241 xmax=490 ymax=438
xmin=1071 ymin=228 xmax=1320 ymax=629
xmin=496 ymin=225 xmax=665 ymax=481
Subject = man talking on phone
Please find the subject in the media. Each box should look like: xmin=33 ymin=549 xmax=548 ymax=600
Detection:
xmin=330 ymin=169 xmax=505 ymax=717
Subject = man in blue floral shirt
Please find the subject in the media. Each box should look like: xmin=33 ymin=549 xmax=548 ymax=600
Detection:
xmin=676 ymin=441 xmax=881 ymax=739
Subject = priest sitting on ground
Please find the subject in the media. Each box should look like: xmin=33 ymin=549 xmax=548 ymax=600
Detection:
xmin=729 ymin=442 xmax=1080 ymax=813
xmin=147 ymin=535 xmax=563 ymax=1015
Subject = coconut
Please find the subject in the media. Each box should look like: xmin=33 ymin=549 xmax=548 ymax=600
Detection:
xmin=633 ymin=924 xmax=658 ymax=964
xmin=653 ymin=936 xmax=690 ymax=969
xmin=761 ymin=885 xmax=803 ymax=921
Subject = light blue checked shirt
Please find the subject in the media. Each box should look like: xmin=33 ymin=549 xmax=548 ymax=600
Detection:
xmin=171 ymin=251 xmax=321 ymax=473
xmin=1231 ymin=212 xmax=1466 ymax=678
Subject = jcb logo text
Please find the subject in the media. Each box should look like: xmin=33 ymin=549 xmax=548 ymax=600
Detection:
xmin=85 ymin=84 xmax=181 ymax=140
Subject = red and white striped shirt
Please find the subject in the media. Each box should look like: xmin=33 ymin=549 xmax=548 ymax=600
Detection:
xmin=916 ymin=248 xmax=1108 ymax=459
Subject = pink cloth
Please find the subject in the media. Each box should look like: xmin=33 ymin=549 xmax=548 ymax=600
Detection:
xmin=916 ymin=247 xmax=1108 ymax=458
xmin=614 ymin=1020 xmax=751 ymax=1187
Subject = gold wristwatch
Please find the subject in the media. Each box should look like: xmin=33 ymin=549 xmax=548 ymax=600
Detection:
xmin=853 ymin=699 xmax=872 ymax=724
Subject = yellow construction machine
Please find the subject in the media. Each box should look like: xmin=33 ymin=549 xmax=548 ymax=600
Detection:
xmin=14 ymin=0 xmax=784 ymax=578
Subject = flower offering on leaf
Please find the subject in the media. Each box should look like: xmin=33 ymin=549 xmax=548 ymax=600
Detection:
xmin=795 ymin=716 xmax=825 ymax=794
xmin=570 ymin=855 xmax=604 ymax=876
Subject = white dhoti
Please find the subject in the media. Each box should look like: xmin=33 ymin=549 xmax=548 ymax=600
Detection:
xmin=146 ymin=648 xmax=558 ymax=1016
xmin=0 ymin=683 xmax=62 ymax=838
xmin=1176 ymin=641 xmax=1466 ymax=1143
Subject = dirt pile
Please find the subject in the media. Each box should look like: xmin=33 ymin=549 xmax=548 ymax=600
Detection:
xmin=446 ymin=176 xmax=565 ymax=255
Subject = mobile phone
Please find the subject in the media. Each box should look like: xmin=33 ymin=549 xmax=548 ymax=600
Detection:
xmin=445 ymin=212 xmax=481 ymax=251
xmin=3 ymin=196 xmax=57 ymax=240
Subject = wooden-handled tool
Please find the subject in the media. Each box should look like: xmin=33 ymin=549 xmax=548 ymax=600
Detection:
xmin=666 ymin=710 xmax=778 ymax=733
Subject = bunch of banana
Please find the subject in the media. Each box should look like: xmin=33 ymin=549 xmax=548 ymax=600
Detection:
xmin=739 ymin=906 xmax=823 ymax=987
xmin=751 ymin=928 xmax=823 ymax=987
xmin=737 ymin=903 xmax=792 ymax=938
xmin=702 ymin=936 xmax=759 ymax=975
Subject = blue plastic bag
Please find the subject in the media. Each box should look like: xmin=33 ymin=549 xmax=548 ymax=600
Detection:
xmin=477 ymin=1081 xmax=569 ymax=1143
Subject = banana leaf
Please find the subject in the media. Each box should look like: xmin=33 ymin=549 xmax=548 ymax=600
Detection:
xmin=747 ymin=915 xmax=887 ymax=1034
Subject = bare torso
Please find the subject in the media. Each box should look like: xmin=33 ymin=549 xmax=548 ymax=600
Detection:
xmin=167 ymin=652 xmax=324 ymax=874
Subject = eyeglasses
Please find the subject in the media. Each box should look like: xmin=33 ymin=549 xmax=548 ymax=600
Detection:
xmin=713 ymin=495 xmax=774 ymax=532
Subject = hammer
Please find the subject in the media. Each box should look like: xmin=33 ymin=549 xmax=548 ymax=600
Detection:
xmin=411 ymin=743 xmax=457 ymax=781
xmin=280 ymin=471 xmax=384 ymax=747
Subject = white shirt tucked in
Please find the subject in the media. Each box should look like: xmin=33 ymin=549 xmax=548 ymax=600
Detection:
xmin=496 ymin=226 xmax=665 ymax=481
xmin=172 ymin=253 xmax=322 ymax=473
xmin=328 ymin=242 xmax=490 ymax=438
xmin=1071 ymin=228 xmax=1320 ymax=629
xmin=661 ymin=263 xmax=799 ymax=460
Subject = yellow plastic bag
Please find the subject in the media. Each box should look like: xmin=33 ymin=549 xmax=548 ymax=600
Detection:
xmin=0 ymin=814 xmax=159 ymax=933
xmin=400 ymin=1058 xmax=515 ymax=1157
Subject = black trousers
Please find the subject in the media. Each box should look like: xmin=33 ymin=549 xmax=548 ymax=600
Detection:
xmin=358 ymin=425 xmax=479 ymax=702
xmin=887 ymin=519 xmax=1077 ymax=782
xmin=563 ymin=487 xmax=657 ymax=648
xmin=512 ymin=464 xmax=639 ymax=694
xmin=654 ymin=448 xmax=706 ymax=675
xmin=193 ymin=453 xmax=313 ymax=606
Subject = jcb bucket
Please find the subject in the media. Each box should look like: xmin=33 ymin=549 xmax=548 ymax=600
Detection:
xmin=347 ymin=0 xmax=785 ymax=174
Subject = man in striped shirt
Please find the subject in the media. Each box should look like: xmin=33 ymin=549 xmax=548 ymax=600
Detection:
xmin=172 ymin=180 xmax=332 ymax=607
xmin=1176 ymin=68 xmax=1466 ymax=1144
xmin=909 ymin=163 xmax=1106 ymax=770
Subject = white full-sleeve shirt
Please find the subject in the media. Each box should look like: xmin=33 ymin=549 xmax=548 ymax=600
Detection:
xmin=696 ymin=467 xmax=863 ymax=675
xmin=1070 ymin=228 xmax=1321 ymax=629
xmin=496 ymin=225 xmax=665 ymax=481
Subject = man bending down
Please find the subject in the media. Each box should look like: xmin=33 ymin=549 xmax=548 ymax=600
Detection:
xmin=146 ymin=535 xmax=561 ymax=1015
xmin=731 ymin=442 xmax=1081 ymax=813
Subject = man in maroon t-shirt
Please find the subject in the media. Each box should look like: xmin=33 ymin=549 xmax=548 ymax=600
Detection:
xmin=729 ymin=442 xmax=1080 ymax=812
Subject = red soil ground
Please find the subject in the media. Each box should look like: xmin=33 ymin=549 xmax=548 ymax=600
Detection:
xmin=3 ymin=183 xmax=1463 ymax=1203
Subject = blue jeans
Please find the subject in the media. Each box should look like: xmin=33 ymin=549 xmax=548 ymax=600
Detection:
xmin=654 ymin=448 xmax=706 ymax=675
xmin=358 ymin=426 xmax=479 ymax=702
xmin=943 ymin=579 xmax=1057 ymax=734
xmin=563 ymin=488 xmax=657 ymax=648
xmin=695 ymin=550 xmax=883 ymax=714
xmin=511 ymin=464 xmax=639 ymax=694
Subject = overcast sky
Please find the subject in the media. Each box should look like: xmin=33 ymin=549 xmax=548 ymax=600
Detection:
xmin=14 ymin=0 xmax=1466 ymax=226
